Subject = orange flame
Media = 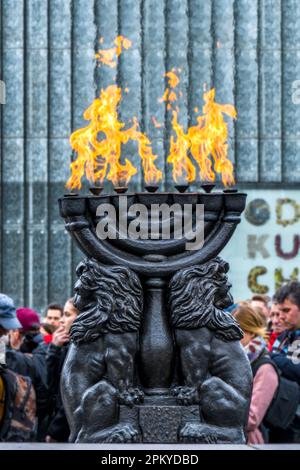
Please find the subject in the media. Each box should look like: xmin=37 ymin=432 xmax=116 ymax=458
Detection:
xmin=167 ymin=111 xmax=196 ymax=183
xmin=159 ymin=70 xmax=180 ymax=107
xmin=165 ymin=70 xmax=180 ymax=88
xmin=67 ymin=85 xmax=162 ymax=189
xmin=167 ymin=88 xmax=236 ymax=186
xmin=95 ymin=35 xmax=132 ymax=68
xmin=69 ymin=35 xmax=236 ymax=191
xmin=127 ymin=118 xmax=162 ymax=185
xmin=188 ymin=88 xmax=236 ymax=186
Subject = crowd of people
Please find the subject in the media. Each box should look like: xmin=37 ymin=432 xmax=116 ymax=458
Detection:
xmin=0 ymin=282 xmax=300 ymax=444
xmin=230 ymin=287 xmax=300 ymax=444
xmin=0 ymin=296 xmax=79 ymax=442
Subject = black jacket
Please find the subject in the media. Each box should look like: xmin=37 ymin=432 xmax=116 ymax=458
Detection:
xmin=6 ymin=345 xmax=48 ymax=419
xmin=271 ymin=329 xmax=300 ymax=385
xmin=46 ymin=343 xmax=70 ymax=442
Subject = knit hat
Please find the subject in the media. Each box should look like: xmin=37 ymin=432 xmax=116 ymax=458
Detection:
xmin=16 ymin=308 xmax=40 ymax=331
xmin=0 ymin=294 xmax=22 ymax=330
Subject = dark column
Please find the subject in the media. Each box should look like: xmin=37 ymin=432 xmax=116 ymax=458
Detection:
xmin=139 ymin=277 xmax=174 ymax=393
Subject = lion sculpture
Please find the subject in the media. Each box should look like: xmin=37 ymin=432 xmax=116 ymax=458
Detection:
xmin=61 ymin=258 xmax=144 ymax=443
xmin=168 ymin=257 xmax=252 ymax=443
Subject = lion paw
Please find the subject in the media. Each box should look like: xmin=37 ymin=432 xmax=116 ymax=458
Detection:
xmin=179 ymin=423 xmax=218 ymax=444
xmin=118 ymin=387 xmax=144 ymax=407
xmin=171 ymin=386 xmax=200 ymax=405
xmin=104 ymin=424 xmax=141 ymax=443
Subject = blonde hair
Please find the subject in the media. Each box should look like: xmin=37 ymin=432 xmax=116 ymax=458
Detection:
xmin=233 ymin=305 xmax=268 ymax=340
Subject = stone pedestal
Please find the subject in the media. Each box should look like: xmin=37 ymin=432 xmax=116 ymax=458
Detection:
xmin=120 ymin=396 xmax=200 ymax=443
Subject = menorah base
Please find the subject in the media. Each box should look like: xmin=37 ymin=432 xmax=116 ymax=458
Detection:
xmin=61 ymin=256 xmax=252 ymax=445
xmin=120 ymin=396 xmax=199 ymax=443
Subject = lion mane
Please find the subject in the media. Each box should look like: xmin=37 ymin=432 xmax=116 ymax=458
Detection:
xmin=71 ymin=258 xmax=143 ymax=345
xmin=168 ymin=257 xmax=242 ymax=341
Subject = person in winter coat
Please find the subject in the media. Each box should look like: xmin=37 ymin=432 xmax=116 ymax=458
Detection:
xmin=0 ymin=294 xmax=37 ymax=441
xmin=270 ymin=282 xmax=300 ymax=442
xmin=1 ymin=305 xmax=49 ymax=440
xmin=234 ymin=305 xmax=278 ymax=444
xmin=0 ymin=294 xmax=23 ymax=430
xmin=45 ymin=298 xmax=79 ymax=443
xmin=271 ymin=282 xmax=300 ymax=383
xmin=9 ymin=308 xmax=43 ymax=353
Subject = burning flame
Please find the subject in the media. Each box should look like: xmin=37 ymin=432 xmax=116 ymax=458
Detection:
xmin=167 ymin=88 xmax=236 ymax=186
xmin=159 ymin=69 xmax=180 ymax=110
xmin=95 ymin=35 xmax=132 ymax=68
xmin=129 ymin=118 xmax=163 ymax=185
xmin=188 ymin=89 xmax=236 ymax=186
xmin=67 ymin=35 xmax=236 ymax=190
xmin=67 ymin=85 xmax=162 ymax=189
xmin=167 ymin=111 xmax=196 ymax=183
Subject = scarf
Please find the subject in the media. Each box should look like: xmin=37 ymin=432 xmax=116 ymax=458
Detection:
xmin=245 ymin=335 xmax=267 ymax=363
xmin=272 ymin=329 xmax=300 ymax=355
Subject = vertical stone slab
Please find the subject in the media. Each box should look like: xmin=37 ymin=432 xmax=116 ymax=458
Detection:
xmin=2 ymin=140 xmax=24 ymax=306
xmin=72 ymin=0 xmax=95 ymax=131
xmin=2 ymin=0 xmax=25 ymax=306
xmin=26 ymin=138 xmax=48 ymax=310
xmin=2 ymin=0 xmax=24 ymax=50
xmin=260 ymin=0 xmax=282 ymax=182
xmin=234 ymin=0 xmax=259 ymax=182
xmin=189 ymin=0 xmax=212 ymax=110
xmin=71 ymin=0 xmax=96 ymax=282
xmin=165 ymin=0 xmax=189 ymax=187
xmin=185 ymin=0 xmax=212 ymax=190
xmin=0 ymin=1 xmax=3 ymax=292
xmin=26 ymin=0 xmax=48 ymax=310
xmin=142 ymin=0 xmax=165 ymax=189
xmin=49 ymin=139 xmax=73 ymax=303
xmin=213 ymin=0 xmax=235 ymax=176
xmin=282 ymin=0 xmax=300 ymax=181
xmin=94 ymin=0 xmax=118 ymax=94
xmin=48 ymin=0 xmax=73 ymax=305
xmin=50 ymin=0 xmax=71 ymax=49
xmin=117 ymin=0 xmax=142 ymax=190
